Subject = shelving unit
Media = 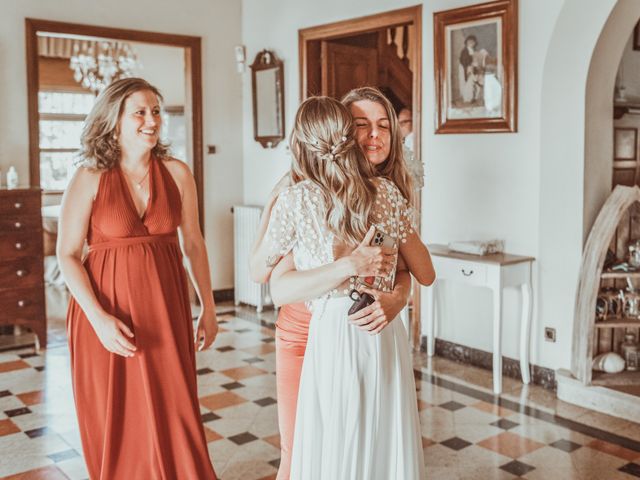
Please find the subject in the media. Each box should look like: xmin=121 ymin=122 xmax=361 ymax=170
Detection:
xmin=572 ymin=186 xmax=640 ymax=387
xmin=592 ymin=370 xmax=640 ymax=386
xmin=601 ymin=270 xmax=640 ymax=279
xmin=595 ymin=318 xmax=640 ymax=329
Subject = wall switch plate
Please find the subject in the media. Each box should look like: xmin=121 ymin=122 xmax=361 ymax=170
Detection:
xmin=544 ymin=327 xmax=556 ymax=342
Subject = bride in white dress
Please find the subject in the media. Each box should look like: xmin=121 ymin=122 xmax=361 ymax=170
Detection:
xmin=253 ymin=96 xmax=434 ymax=479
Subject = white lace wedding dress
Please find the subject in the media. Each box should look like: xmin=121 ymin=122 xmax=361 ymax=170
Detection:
xmin=267 ymin=177 xmax=425 ymax=480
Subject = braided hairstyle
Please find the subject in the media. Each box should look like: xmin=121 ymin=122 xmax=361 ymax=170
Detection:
xmin=290 ymin=96 xmax=376 ymax=245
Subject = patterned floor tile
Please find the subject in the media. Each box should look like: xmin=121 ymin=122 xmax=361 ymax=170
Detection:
xmin=549 ymin=438 xmax=582 ymax=453
xmin=263 ymin=434 xmax=281 ymax=450
xmin=440 ymin=436 xmax=472 ymax=451
xmin=241 ymin=344 xmax=276 ymax=356
xmin=499 ymin=459 xmax=536 ymax=476
xmin=200 ymin=391 xmax=248 ymax=411
xmin=15 ymin=391 xmax=45 ymax=407
xmin=0 ymin=418 xmax=20 ymax=436
xmin=204 ymin=426 xmax=224 ymax=442
xmin=221 ymin=365 xmax=268 ymax=381
xmin=471 ymin=400 xmax=514 ymax=418
xmin=620 ymin=462 xmax=640 ymax=477
xmin=0 ymin=303 xmax=640 ymax=480
xmin=490 ymin=418 xmax=519 ymax=431
xmin=1 ymin=465 xmax=68 ymax=479
xmin=0 ymin=361 xmax=31 ymax=374
xmin=477 ymin=431 xmax=546 ymax=458
xmin=587 ymin=438 xmax=640 ymax=462
xmin=228 ymin=432 xmax=259 ymax=445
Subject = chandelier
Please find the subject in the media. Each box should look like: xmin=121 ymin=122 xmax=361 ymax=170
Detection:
xmin=69 ymin=41 xmax=139 ymax=93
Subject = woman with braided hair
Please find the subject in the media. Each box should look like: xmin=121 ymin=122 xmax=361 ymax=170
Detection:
xmin=251 ymin=96 xmax=431 ymax=479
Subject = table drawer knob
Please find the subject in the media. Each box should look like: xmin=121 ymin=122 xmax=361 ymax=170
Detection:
xmin=17 ymin=300 xmax=26 ymax=308
xmin=14 ymin=202 xmax=22 ymax=210
xmin=16 ymin=269 xmax=27 ymax=277
xmin=461 ymin=268 xmax=474 ymax=276
xmin=15 ymin=242 xmax=24 ymax=250
xmin=14 ymin=221 xmax=22 ymax=229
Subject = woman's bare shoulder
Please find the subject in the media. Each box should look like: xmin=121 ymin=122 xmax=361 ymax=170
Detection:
xmin=162 ymin=157 xmax=192 ymax=181
xmin=68 ymin=165 xmax=103 ymax=198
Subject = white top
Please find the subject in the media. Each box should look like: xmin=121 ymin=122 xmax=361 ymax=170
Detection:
xmin=267 ymin=177 xmax=417 ymax=301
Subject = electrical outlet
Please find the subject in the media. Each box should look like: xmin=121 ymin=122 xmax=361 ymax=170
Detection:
xmin=544 ymin=327 xmax=556 ymax=343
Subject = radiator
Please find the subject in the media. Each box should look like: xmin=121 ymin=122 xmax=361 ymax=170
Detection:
xmin=233 ymin=205 xmax=272 ymax=312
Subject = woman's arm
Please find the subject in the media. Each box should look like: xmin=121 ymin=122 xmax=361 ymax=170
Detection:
xmin=249 ymin=173 xmax=293 ymax=283
xmin=400 ymin=232 xmax=436 ymax=286
xmin=348 ymin=255 xmax=412 ymax=334
xmin=57 ymin=167 xmax=136 ymax=357
xmin=168 ymin=160 xmax=218 ymax=351
xmin=269 ymin=227 xmax=395 ymax=306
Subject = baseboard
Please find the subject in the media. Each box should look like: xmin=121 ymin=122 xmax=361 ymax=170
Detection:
xmin=421 ymin=336 xmax=557 ymax=391
xmin=213 ymin=288 xmax=235 ymax=303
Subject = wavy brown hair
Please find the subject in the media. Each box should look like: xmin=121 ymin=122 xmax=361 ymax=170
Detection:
xmin=341 ymin=86 xmax=413 ymax=203
xmin=79 ymin=77 xmax=170 ymax=170
xmin=290 ymin=96 xmax=376 ymax=245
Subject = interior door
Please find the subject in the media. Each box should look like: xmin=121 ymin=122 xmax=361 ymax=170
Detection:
xmin=320 ymin=41 xmax=378 ymax=99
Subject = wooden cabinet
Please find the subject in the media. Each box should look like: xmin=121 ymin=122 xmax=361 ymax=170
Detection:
xmin=0 ymin=188 xmax=46 ymax=348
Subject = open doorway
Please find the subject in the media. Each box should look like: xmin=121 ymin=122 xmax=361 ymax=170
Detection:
xmin=299 ymin=6 xmax=423 ymax=349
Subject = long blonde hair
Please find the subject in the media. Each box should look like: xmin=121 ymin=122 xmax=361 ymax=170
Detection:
xmin=79 ymin=77 xmax=170 ymax=170
xmin=290 ymin=96 xmax=376 ymax=245
xmin=341 ymin=86 xmax=413 ymax=203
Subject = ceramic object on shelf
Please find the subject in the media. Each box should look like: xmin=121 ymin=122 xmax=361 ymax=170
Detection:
xmin=621 ymin=333 xmax=640 ymax=371
xmin=592 ymin=352 xmax=626 ymax=373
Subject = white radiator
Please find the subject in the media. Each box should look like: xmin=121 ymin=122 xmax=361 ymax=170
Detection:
xmin=233 ymin=205 xmax=272 ymax=312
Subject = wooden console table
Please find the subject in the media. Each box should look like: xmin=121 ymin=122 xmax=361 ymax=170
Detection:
xmin=424 ymin=244 xmax=535 ymax=394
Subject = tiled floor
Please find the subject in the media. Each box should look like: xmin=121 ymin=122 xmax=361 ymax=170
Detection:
xmin=1 ymin=294 xmax=640 ymax=479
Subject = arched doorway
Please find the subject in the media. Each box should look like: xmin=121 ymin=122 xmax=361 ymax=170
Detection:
xmin=535 ymin=0 xmax=638 ymax=374
xmin=540 ymin=0 xmax=640 ymax=414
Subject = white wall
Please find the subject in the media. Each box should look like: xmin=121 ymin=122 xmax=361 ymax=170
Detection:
xmin=0 ymin=0 xmax=243 ymax=289
xmin=242 ymin=0 xmax=637 ymax=368
xmin=130 ymin=42 xmax=185 ymax=107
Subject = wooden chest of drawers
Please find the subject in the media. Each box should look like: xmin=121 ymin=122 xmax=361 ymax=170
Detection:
xmin=0 ymin=188 xmax=46 ymax=348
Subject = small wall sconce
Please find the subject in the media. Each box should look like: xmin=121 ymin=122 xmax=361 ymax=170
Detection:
xmin=234 ymin=45 xmax=246 ymax=73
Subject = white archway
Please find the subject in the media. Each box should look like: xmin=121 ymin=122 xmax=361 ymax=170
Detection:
xmin=537 ymin=0 xmax=640 ymax=370
xmin=584 ymin=1 xmax=640 ymax=237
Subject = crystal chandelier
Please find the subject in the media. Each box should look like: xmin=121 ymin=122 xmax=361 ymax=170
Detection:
xmin=69 ymin=41 xmax=139 ymax=93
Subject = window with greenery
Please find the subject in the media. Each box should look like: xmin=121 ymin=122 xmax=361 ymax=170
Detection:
xmin=39 ymin=91 xmax=94 ymax=191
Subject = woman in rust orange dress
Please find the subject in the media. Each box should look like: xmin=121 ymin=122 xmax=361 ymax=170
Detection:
xmin=57 ymin=78 xmax=218 ymax=479
xmin=251 ymin=87 xmax=430 ymax=479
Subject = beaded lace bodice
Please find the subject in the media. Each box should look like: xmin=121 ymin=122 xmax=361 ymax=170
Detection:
xmin=267 ymin=177 xmax=417 ymax=301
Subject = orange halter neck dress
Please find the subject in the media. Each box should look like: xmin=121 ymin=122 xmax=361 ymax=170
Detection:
xmin=66 ymin=157 xmax=217 ymax=479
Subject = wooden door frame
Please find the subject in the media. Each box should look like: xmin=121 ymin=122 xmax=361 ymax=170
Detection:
xmin=25 ymin=18 xmax=205 ymax=231
xmin=298 ymin=6 xmax=424 ymax=350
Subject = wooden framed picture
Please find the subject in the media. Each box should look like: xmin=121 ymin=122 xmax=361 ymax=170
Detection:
xmin=614 ymin=127 xmax=638 ymax=161
xmin=634 ymin=21 xmax=640 ymax=51
xmin=434 ymin=0 xmax=518 ymax=133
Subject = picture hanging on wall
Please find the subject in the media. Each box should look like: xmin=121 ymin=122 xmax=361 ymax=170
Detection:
xmin=434 ymin=0 xmax=518 ymax=133
xmin=634 ymin=21 xmax=640 ymax=51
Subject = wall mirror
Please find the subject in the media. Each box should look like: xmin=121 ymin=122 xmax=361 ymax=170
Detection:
xmin=250 ymin=50 xmax=285 ymax=148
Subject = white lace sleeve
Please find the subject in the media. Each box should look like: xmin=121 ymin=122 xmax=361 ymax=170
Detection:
xmin=400 ymin=201 xmax=418 ymax=243
xmin=266 ymin=188 xmax=297 ymax=256
xmin=372 ymin=178 xmax=417 ymax=244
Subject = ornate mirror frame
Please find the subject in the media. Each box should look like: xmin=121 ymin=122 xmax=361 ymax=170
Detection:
xmin=250 ymin=50 xmax=285 ymax=148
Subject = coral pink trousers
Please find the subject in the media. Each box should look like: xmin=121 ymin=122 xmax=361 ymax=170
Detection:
xmin=275 ymin=303 xmax=312 ymax=480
